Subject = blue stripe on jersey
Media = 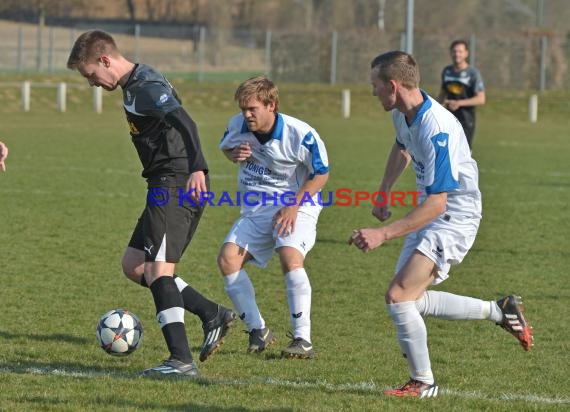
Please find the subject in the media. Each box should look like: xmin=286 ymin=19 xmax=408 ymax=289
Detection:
xmin=270 ymin=114 xmax=284 ymax=140
xmin=425 ymin=132 xmax=460 ymax=194
xmin=410 ymin=90 xmax=433 ymax=126
xmin=302 ymin=131 xmax=329 ymax=175
xmin=238 ymin=113 xmax=284 ymax=139
xmin=219 ymin=129 xmax=229 ymax=143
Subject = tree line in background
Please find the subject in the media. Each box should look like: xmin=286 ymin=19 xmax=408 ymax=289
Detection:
xmin=0 ymin=0 xmax=568 ymax=35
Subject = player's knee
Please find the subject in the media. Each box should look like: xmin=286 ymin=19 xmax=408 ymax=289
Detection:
xmin=385 ymin=285 xmax=422 ymax=304
xmin=121 ymin=247 xmax=145 ymax=284
xmin=121 ymin=257 xmax=142 ymax=284
xmin=121 ymin=266 xmax=140 ymax=284
xmin=385 ymin=288 xmax=403 ymax=304
xmin=278 ymin=247 xmax=304 ymax=273
xmin=280 ymin=261 xmax=303 ymax=273
xmin=217 ymin=251 xmax=239 ymax=274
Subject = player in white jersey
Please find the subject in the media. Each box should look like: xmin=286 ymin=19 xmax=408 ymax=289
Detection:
xmin=218 ymin=76 xmax=329 ymax=359
xmin=349 ymin=51 xmax=533 ymax=398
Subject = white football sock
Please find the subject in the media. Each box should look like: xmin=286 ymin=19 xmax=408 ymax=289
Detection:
xmin=415 ymin=290 xmax=502 ymax=322
xmin=387 ymin=301 xmax=434 ymax=385
xmin=285 ymin=268 xmax=312 ymax=343
xmin=223 ymin=269 xmax=264 ymax=330
xmin=489 ymin=300 xmax=503 ymax=323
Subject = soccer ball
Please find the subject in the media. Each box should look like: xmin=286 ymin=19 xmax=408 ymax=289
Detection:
xmin=96 ymin=309 xmax=143 ymax=356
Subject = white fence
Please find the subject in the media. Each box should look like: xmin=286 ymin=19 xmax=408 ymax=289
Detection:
xmin=0 ymin=81 xmax=102 ymax=113
xmin=0 ymin=81 xmax=543 ymax=123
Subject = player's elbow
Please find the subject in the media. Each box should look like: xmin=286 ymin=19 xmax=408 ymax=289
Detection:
xmin=435 ymin=199 xmax=447 ymax=216
xmin=316 ymin=172 xmax=329 ymax=185
xmin=427 ymin=192 xmax=448 ymax=216
xmin=435 ymin=202 xmax=447 ymax=216
xmin=477 ymin=92 xmax=486 ymax=105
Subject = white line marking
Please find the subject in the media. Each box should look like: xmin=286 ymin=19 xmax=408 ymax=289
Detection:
xmin=0 ymin=366 xmax=567 ymax=405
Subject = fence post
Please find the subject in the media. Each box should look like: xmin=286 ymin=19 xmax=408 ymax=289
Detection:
xmin=198 ymin=26 xmax=206 ymax=82
xmin=17 ymin=26 xmax=23 ymax=72
xmin=342 ymin=89 xmax=351 ymax=119
xmin=36 ymin=8 xmax=45 ymax=72
xmin=529 ymin=94 xmax=538 ymax=123
xmin=265 ymin=30 xmax=272 ymax=77
xmin=134 ymin=24 xmax=141 ymax=62
xmin=48 ymin=27 xmax=55 ymax=73
xmin=469 ymin=34 xmax=477 ymax=67
xmin=539 ymin=36 xmax=547 ymax=91
xmin=330 ymin=30 xmax=338 ymax=85
xmin=536 ymin=0 xmax=544 ymax=26
xmin=22 ymin=81 xmax=31 ymax=112
xmin=405 ymin=0 xmax=414 ymax=54
xmin=93 ymin=87 xmax=102 ymax=113
xmin=57 ymin=82 xmax=67 ymax=112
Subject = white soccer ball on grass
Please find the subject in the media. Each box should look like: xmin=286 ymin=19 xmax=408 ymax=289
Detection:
xmin=96 ymin=309 xmax=143 ymax=356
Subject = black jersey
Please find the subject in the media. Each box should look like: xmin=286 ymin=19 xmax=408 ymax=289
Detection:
xmin=122 ymin=64 xmax=208 ymax=180
xmin=440 ymin=65 xmax=484 ymax=124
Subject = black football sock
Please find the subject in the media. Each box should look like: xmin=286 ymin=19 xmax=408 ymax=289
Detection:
xmin=173 ymin=274 xmax=219 ymax=323
xmin=149 ymin=276 xmax=193 ymax=364
xmin=142 ymin=273 xmax=219 ymax=322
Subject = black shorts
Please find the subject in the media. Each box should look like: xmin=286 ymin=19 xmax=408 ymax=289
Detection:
xmin=454 ymin=110 xmax=476 ymax=148
xmin=128 ymin=175 xmax=208 ymax=263
xmin=460 ymin=118 xmax=475 ymax=148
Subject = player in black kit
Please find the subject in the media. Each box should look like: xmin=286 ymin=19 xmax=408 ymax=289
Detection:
xmin=438 ymin=40 xmax=486 ymax=149
xmin=68 ymin=30 xmax=235 ymax=378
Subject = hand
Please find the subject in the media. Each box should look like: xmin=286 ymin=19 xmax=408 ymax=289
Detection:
xmin=446 ymin=100 xmax=461 ymax=111
xmin=230 ymin=142 xmax=252 ymax=163
xmin=372 ymin=204 xmax=391 ymax=222
xmin=273 ymin=206 xmax=298 ymax=237
xmin=0 ymin=141 xmax=8 ymax=172
xmin=348 ymin=228 xmax=387 ymax=253
xmin=185 ymin=171 xmax=207 ymax=203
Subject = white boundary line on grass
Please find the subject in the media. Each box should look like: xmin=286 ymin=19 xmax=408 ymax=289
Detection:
xmin=1 ymin=365 xmax=568 ymax=405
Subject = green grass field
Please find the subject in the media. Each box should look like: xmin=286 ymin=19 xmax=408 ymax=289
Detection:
xmin=0 ymin=79 xmax=569 ymax=411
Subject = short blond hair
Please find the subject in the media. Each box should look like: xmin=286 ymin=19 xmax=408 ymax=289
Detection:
xmin=234 ymin=76 xmax=279 ymax=112
xmin=370 ymin=51 xmax=420 ymax=90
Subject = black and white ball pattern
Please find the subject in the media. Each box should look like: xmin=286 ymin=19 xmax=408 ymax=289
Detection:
xmin=96 ymin=309 xmax=143 ymax=356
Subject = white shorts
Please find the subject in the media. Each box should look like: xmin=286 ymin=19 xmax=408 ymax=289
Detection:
xmin=395 ymin=214 xmax=480 ymax=285
xmin=223 ymin=211 xmax=318 ymax=268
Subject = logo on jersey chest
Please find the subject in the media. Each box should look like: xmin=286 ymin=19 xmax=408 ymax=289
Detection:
xmin=128 ymin=120 xmax=140 ymax=135
xmin=244 ymin=160 xmax=272 ymax=176
xmin=410 ymin=153 xmax=425 ymax=180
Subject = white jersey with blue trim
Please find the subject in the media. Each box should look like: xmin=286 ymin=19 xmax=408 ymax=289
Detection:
xmin=220 ymin=112 xmax=329 ymax=218
xmin=393 ymin=90 xmax=481 ymax=217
